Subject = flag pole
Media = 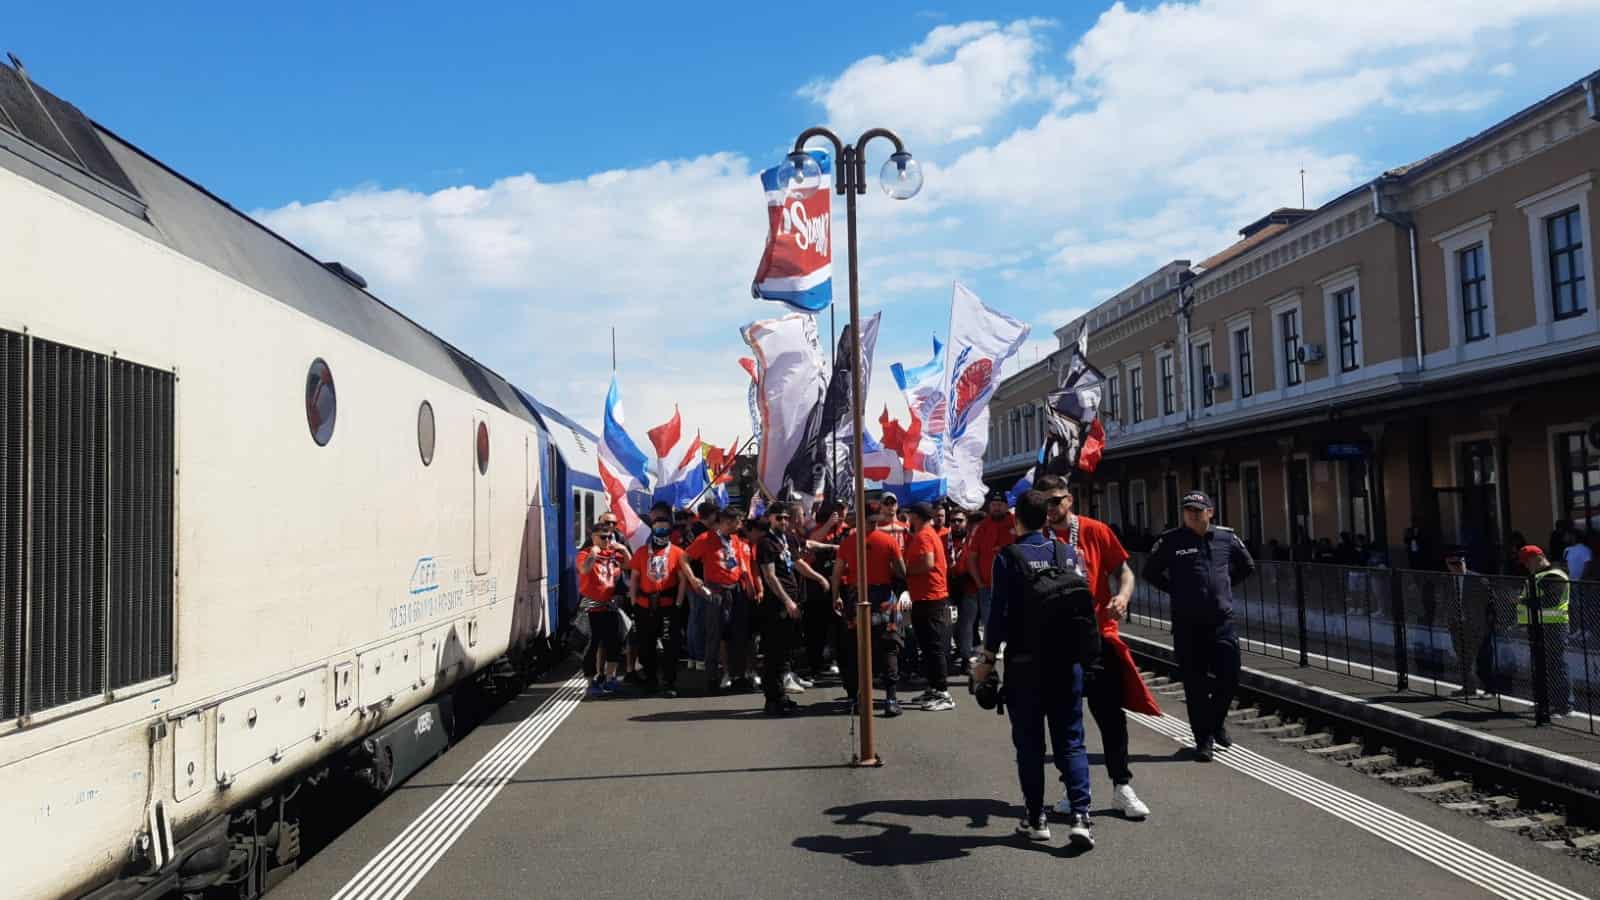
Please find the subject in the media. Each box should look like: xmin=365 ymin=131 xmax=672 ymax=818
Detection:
xmin=611 ymin=327 xmax=617 ymax=372
xmin=829 ymin=303 xmax=838 ymax=505
xmin=680 ymin=435 xmax=759 ymax=511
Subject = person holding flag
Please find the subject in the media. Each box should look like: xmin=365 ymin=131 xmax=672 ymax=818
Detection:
xmin=630 ymin=510 xmax=712 ymax=698
xmin=598 ymin=375 xmax=653 ymax=549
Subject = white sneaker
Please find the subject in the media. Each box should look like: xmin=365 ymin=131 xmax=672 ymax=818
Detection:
xmin=825 ymin=663 xmax=840 ymax=675
xmin=924 ymin=691 xmax=956 ymax=712
xmin=719 ymin=675 xmax=732 ymax=690
xmin=911 ymin=689 xmax=940 ymax=705
xmin=1016 ymin=814 xmax=1050 ymax=841
xmin=782 ymin=673 xmax=806 ymax=694
xmin=1112 ymin=784 xmax=1149 ymax=819
xmin=1066 ymin=814 xmax=1095 ymax=850
xmin=793 ymin=674 xmax=815 ymax=689
xmin=751 ymin=674 xmax=762 ymax=689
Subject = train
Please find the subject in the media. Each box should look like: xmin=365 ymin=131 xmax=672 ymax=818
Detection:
xmin=0 ymin=59 xmax=609 ymax=899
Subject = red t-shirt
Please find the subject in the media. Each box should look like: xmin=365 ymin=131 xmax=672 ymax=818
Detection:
xmin=1048 ymin=516 xmax=1131 ymax=634
xmin=836 ymin=529 xmax=902 ymax=587
xmin=736 ymin=536 xmax=762 ymax=599
xmin=878 ymin=519 xmax=909 ymax=552
xmin=686 ymin=531 xmax=743 ymax=587
xmin=967 ymin=514 xmax=1016 ymax=588
xmin=631 ymin=543 xmax=685 ymax=603
xmin=577 ymin=546 xmax=629 ymax=602
xmin=905 ymin=526 xmax=948 ymax=601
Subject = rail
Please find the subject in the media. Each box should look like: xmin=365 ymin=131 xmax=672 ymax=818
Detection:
xmin=1125 ymin=553 xmax=1599 ymax=735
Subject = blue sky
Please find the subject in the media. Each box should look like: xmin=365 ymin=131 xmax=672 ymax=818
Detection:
xmin=9 ymin=1 xmax=1600 ymax=439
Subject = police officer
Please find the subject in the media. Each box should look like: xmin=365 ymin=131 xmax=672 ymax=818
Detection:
xmin=971 ymin=490 xmax=1094 ymax=849
xmin=1141 ymin=491 xmax=1254 ymax=762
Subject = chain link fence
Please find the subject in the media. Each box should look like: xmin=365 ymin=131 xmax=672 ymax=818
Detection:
xmin=1125 ymin=552 xmax=1597 ymax=733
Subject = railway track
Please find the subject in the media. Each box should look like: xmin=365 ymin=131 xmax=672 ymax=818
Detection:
xmin=1135 ymin=667 xmax=1600 ymax=869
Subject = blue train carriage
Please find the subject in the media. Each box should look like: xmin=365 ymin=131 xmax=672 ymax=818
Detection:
xmin=514 ymin=389 xmax=608 ymax=634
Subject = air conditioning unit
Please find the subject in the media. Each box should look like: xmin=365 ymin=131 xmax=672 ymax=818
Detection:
xmin=1206 ymin=371 xmax=1231 ymax=391
xmin=1297 ymin=343 xmax=1326 ymax=364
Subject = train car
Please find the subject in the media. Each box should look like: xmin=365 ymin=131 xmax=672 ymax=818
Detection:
xmin=0 ymin=60 xmax=581 ymax=899
xmin=515 ymin=388 xmax=608 ymax=631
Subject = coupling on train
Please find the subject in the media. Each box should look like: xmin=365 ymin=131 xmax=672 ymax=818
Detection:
xmin=0 ymin=59 xmax=603 ymax=899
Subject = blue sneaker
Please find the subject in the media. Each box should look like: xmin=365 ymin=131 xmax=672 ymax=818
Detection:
xmin=586 ymin=681 xmax=605 ymax=699
xmin=602 ymin=677 xmax=621 ymax=695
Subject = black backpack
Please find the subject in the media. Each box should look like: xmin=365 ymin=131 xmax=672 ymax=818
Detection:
xmin=1000 ymin=540 xmax=1101 ymax=675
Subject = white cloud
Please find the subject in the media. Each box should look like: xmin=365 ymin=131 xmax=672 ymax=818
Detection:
xmin=1489 ymin=62 xmax=1517 ymax=77
xmin=799 ymin=19 xmax=1056 ymax=148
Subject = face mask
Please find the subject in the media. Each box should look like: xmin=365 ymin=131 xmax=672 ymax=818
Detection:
xmin=652 ymin=526 xmax=670 ymax=538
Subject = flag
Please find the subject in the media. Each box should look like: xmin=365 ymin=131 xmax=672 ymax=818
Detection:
xmin=743 ymin=312 xmax=829 ymax=499
xmin=1006 ymin=466 xmax=1036 ymax=507
xmin=1041 ymin=322 xmax=1107 ymax=477
xmin=940 ymin=283 xmax=1030 ymax=510
xmin=752 ymin=150 xmax=833 ymax=313
xmin=738 ymin=357 xmax=762 ymax=447
xmin=890 ymin=334 xmax=945 ymax=480
xmin=598 ymin=375 xmax=651 ymax=547
xmin=863 ymin=426 xmax=944 ymax=504
xmin=650 ymin=408 xmax=707 ymax=509
xmin=825 ymin=313 xmax=882 ymax=498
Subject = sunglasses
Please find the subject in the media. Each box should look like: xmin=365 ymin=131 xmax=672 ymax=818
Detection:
xmin=1048 ymin=494 xmax=1070 ymax=504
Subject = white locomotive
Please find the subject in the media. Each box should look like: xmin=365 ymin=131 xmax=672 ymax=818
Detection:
xmin=0 ymin=58 xmax=602 ymax=899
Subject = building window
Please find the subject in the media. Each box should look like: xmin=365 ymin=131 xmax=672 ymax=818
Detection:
xmin=306 ymin=357 xmax=337 ymax=446
xmin=1243 ymin=464 xmax=1263 ymax=546
xmin=1557 ymin=430 xmax=1600 ymax=532
xmin=1130 ymin=480 xmax=1148 ymax=531
xmin=417 ymin=400 xmax=436 ymax=466
xmin=1158 ymin=353 xmax=1175 ymax=416
xmin=1197 ymin=341 xmax=1214 ymax=408
xmin=1335 ymin=288 xmax=1359 ymax=372
xmin=1547 ymin=207 xmax=1588 ymax=320
xmin=1164 ymin=473 xmax=1180 ymax=528
xmin=1107 ymin=372 xmax=1120 ymax=422
xmin=1280 ymin=309 xmax=1303 ymax=386
xmin=1459 ymin=244 xmax=1489 ymax=342
xmin=1129 ymin=366 xmax=1144 ymax=424
xmin=1234 ymin=326 xmax=1254 ymax=398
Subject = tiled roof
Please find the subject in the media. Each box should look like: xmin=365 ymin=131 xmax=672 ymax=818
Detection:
xmin=1194 ymin=222 xmax=1289 ymax=273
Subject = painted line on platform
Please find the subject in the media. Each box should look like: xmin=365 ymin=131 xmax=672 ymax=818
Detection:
xmin=1128 ymin=711 xmax=1592 ymax=900
xmin=330 ymin=674 xmax=589 ymax=900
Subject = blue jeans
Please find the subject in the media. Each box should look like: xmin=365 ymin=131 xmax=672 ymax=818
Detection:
xmin=1006 ymin=663 xmax=1089 ymax=818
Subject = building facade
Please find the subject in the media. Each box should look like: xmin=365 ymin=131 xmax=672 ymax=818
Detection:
xmin=985 ymin=70 xmax=1600 ymax=571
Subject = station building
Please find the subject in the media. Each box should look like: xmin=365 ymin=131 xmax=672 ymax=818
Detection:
xmin=986 ymin=70 xmax=1600 ymax=571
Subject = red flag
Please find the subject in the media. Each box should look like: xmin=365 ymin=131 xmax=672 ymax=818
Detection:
xmin=901 ymin=408 xmax=924 ymax=471
xmin=1077 ymin=418 xmax=1105 ymax=473
xmin=647 ymin=406 xmax=682 ymax=461
xmin=738 ymin=357 xmax=758 ymax=381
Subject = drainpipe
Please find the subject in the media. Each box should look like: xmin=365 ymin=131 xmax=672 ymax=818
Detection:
xmin=1372 ymin=177 xmax=1424 ymax=374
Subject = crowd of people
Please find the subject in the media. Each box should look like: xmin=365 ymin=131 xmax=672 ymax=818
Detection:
xmin=569 ymin=478 xmax=1264 ymax=849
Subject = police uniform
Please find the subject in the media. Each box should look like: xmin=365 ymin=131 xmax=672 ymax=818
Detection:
xmin=1517 ymin=549 xmax=1573 ymax=717
xmin=1141 ymin=492 xmax=1255 ymax=758
xmin=985 ymin=530 xmax=1092 ymax=829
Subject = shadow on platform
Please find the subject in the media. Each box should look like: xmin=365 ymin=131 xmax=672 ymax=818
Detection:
xmin=401 ymin=762 xmax=856 ymax=791
xmin=793 ymin=798 xmax=1092 ymax=866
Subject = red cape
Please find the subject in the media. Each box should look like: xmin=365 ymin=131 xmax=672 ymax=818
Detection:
xmin=1102 ymin=626 xmax=1161 ymax=715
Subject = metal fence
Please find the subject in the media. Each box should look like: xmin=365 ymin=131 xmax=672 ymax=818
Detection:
xmin=1125 ymin=553 xmax=1598 ymax=735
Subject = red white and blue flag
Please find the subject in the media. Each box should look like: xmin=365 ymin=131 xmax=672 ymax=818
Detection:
xmin=598 ymin=375 xmax=651 ymax=548
xmin=752 ymin=150 xmax=833 ymax=313
xmin=940 ymin=283 xmax=1030 ymax=510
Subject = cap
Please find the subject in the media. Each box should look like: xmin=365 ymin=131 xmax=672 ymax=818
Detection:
xmin=908 ymin=501 xmax=935 ymax=521
xmin=1442 ymin=545 xmax=1467 ymax=560
xmin=1517 ymin=545 xmax=1545 ymax=564
xmin=985 ymin=488 xmax=1008 ymax=505
xmin=1181 ymin=490 xmax=1213 ymax=510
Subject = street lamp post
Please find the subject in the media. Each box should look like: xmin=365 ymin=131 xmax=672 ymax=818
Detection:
xmin=780 ymin=127 xmax=922 ymax=767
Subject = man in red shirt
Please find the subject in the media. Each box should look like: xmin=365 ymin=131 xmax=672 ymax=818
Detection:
xmin=686 ymin=508 xmax=748 ymax=695
xmin=904 ymin=502 xmax=955 ymax=711
xmin=965 ymin=489 xmax=1016 ymax=657
xmin=631 ymin=512 xmax=710 ymax=698
xmin=831 ymin=501 xmax=908 ymax=716
xmin=945 ymin=507 xmax=976 ymax=674
xmin=577 ymin=516 xmax=631 ymax=697
xmin=1036 ymin=473 xmax=1158 ymax=820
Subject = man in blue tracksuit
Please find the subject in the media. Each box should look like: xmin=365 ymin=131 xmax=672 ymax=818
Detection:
xmin=1142 ymin=491 xmax=1255 ymax=762
xmin=970 ymin=490 xmax=1094 ymax=849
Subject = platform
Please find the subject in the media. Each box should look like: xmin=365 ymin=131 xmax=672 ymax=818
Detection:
xmin=271 ymin=660 xmax=1598 ymax=900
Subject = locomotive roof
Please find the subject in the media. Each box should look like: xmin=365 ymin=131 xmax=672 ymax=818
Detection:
xmin=0 ymin=61 xmax=573 ymax=437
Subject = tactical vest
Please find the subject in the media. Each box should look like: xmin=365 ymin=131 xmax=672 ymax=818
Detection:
xmin=1518 ymin=568 xmax=1570 ymax=626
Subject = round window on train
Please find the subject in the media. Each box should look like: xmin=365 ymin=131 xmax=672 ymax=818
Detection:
xmin=305 ymin=358 xmax=336 ymax=446
xmin=476 ymin=421 xmax=490 ymax=474
xmin=417 ymin=401 xmax=436 ymax=466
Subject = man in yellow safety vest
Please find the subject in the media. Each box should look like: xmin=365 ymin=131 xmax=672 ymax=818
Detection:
xmin=1516 ymin=545 xmax=1573 ymax=719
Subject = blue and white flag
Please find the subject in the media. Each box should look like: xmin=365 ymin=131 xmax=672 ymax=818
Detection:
xmin=940 ymin=283 xmax=1030 ymax=510
xmin=598 ymin=375 xmax=652 ymax=547
xmin=890 ymin=334 xmax=946 ymax=480
xmin=752 ymin=150 xmax=833 ymax=313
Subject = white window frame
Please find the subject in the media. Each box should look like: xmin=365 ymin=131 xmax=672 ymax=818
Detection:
xmin=1319 ymin=266 xmax=1363 ymax=382
xmin=1156 ymin=348 xmax=1177 ymax=419
xmin=1124 ymin=358 xmax=1145 ymax=425
xmin=1268 ymin=291 xmax=1306 ymax=399
xmin=1547 ymin=420 xmax=1600 ymax=533
xmin=1226 ymin=312 xmax=1254 ymax=405
xmin=1129 ymin=479 xmax=1149 ymax=531
xmin=1434 ymin=213 xmax=1498 ymax=361
xmin=1189 ymin=329 xmax=1215 ymax=412
xmin=1518 ymin=172 xmax=1596 ymax=339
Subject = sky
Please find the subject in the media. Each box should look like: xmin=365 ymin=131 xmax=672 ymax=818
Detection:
xmin=9 ymin=1 xmax=1600 ymax=444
